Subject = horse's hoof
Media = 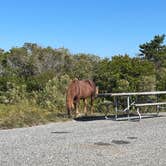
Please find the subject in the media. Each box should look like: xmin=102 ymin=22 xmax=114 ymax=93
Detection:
xmin=78 ymin=113 xmax=82 ymax=117
xmin=74 ymin=113 xmax=81 ymax=118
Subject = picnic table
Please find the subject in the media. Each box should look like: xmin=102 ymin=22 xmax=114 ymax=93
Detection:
xmin=98 ymin=91 xmax=166 ymax=120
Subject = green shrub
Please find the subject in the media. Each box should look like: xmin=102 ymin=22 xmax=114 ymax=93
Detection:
xmin=0 ymin=101 xmax=45 ymax=129
xmin=33 ymin=75 xmax=70 ymax=112
xmin=0 ymin=101 xmax=68 ymax=129
xmin=26 ymin=71 xmax=56 ymax=92
xmin=0 ymin=82 xmax=27 ymax=104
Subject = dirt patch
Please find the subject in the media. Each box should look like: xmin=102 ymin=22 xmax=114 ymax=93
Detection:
xmin=112 ymin=140 xmax=130 ymax=145
xmin=127 ymin=136 xmax=137 ymax=140
xmin=51 ymin=131 xmax=71 ymax=134
xmin=94 ymin=142 xmax=112 ymax=146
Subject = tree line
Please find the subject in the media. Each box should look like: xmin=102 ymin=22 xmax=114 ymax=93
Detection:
xmin=0 ymin=34 xmax=166 ymax=126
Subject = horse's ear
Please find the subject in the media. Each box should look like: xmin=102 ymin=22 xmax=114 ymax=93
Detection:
xmin=92 ymin=78 xmax=96 ymax=83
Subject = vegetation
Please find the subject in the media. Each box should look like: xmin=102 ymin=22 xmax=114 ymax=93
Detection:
xmin=0 ymin=34 xmax=166 ymax=128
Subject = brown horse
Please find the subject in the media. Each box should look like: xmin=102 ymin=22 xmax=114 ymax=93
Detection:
xmin=66 ymin=79 xmax=98 ymax=118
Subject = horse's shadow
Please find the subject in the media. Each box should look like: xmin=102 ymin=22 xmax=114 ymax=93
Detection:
xmin=74 ymin=115 xmax=108 ymax=121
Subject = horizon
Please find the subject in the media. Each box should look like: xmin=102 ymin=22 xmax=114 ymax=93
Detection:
xmin=0 ymin=0 xmax=166 ymax=58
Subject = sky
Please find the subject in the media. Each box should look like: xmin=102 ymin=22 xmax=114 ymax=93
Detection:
xmin=0 ymin=0 xmax=166 ymax=58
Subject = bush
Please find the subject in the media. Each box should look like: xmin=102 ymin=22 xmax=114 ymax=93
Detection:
xmin=0 ymin=101 xmax=45 ymax=129
xmin=0 ymin=82 xmax=27 ymax=104
xmin=26 ymin=71 xmax=56 ymax=92
xmin=0 ymin=101 xmax=68 ymax=129
xmin=33 ymin=75 xmax=70 ymax=112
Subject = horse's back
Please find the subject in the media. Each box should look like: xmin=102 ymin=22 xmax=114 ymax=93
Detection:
xmin=78 ymin=80 xmax=96 ymax=98
xmin=67 ymin=79 xmax=96 ymax=98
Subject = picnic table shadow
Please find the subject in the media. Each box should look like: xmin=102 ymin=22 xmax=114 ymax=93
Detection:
xmin=74 ymin=113 xmax=165 ymax=122
xmin=74 ymin=113 xmax=133 ymax=121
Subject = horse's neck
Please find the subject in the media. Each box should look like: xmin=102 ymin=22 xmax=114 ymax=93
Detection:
xmin=84 ymin=80 xmax=94 ymax=88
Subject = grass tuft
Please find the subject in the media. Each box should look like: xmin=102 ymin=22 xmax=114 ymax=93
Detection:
xmin=0 ymin=101 xmax=68 ymax=129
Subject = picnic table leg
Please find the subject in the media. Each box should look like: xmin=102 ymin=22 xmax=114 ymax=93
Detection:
xmin=156 ymin=105 xmax=160 ymax=116
xmin=127 ymin=96 xmax=130 ymax=120
xmin=156 ymin=95 xmax=159 ymax=116
xmin=136 ymin=107 xmax=141 ymax=120
xmin=114 ymin=97 xmax=118 ymax=120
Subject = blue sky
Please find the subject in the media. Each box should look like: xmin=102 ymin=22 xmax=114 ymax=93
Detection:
xmin=0 ymin=0 xmax=166 ymax=58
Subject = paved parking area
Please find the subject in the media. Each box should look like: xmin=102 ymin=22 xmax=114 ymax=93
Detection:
xmin=0 ymin=113 xmax=166 ymax=166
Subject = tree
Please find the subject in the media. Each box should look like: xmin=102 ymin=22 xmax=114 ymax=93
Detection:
xmin=7 ymin=47 xmax=37 ymax=78
xmin=94 ymin=55 xmax=155 ymax=93
xmin=0 ymin=48 xmax=4 ymax=55
xmin=139 ymin=34 xmax=166 ymax=90
xmin=68 ymin=53 xmax=100 ymax=80
xmin=139 ymin=34 xmax=166 ymax=63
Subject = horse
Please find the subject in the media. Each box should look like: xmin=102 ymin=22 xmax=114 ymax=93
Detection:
xmin=66 ymin=79 xmax=98 ymax=118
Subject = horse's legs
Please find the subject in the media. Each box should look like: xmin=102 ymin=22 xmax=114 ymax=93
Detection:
xmin=74 ymin=99 xmax=80 ymax=118
xmin=74 ymin=102 xmax=78 ymax=118
xmin=90 ymin=96 xmax=94 ymax=114
xmin=83 ymin=99 xmax=88 ymax=116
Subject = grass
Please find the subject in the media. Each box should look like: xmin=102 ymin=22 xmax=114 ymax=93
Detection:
xmin=0 ymin=99 xmax=162 ymax=129
xmin=0 ymin=101 xmax=68 ymax=129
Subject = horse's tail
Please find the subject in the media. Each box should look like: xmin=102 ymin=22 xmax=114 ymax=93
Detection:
xmin=66 ymin=91 xmax=74 ymax=118
xmin=66 ymin=80 xmax=78 ymax=117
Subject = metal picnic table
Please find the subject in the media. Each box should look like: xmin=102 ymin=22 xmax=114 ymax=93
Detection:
xmin=98 ymin=91 xmax=166 ymax=120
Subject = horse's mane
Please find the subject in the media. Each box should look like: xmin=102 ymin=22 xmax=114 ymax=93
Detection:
xmin=84 ymin=80 xmax=95 ymax=88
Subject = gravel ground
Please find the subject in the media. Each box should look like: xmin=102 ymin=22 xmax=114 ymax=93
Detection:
xmin=0 ymin=113 xmax=166 ymax=166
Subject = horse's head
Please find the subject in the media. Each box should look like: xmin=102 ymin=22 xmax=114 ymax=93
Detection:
xmin=95 ymin=86 xmax=99 ymax=97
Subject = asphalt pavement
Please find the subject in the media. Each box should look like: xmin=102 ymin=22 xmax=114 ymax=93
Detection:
xmin=0 ymin=113 xmax=166 ymax=166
